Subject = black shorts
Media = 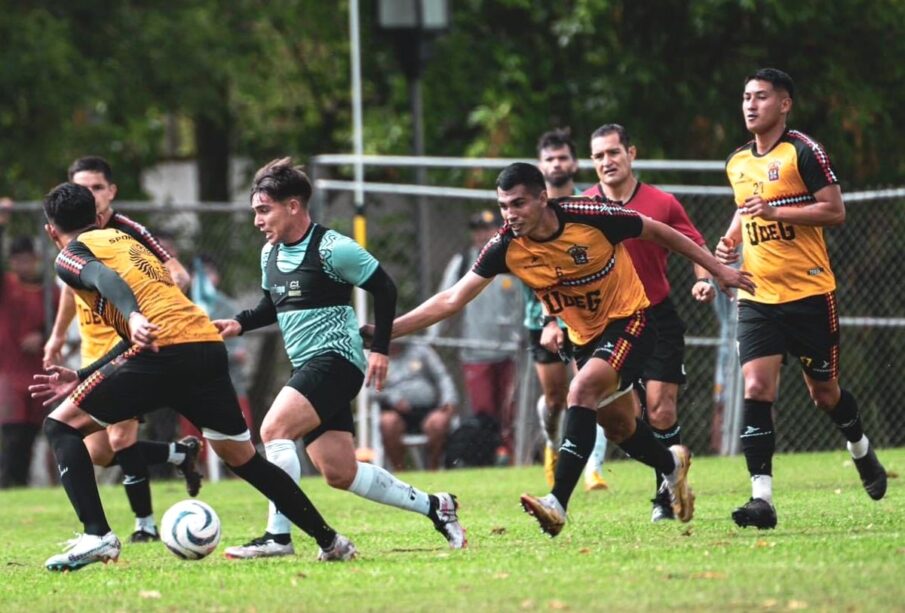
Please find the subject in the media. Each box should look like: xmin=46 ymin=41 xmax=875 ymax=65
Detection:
xmin=285 ymin=353 xmax=364 ymax=446
xmin=573 ymin=310 xmax=658 ymax=391
xmin=737 ymin=292 xmax=840 ymax=381
xmin=382 ymin=404 xmax=435 ymax=434
xmin=73 ymin=342 xmax=249 ymax=441
xmin=528 ymin=329 xmax=574 ymax=364
xmin=640 ymin=297 xmax=687 ymax=384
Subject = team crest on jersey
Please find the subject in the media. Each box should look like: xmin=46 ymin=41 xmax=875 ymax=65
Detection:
xmin=768 ymin=160 xmax=781 ymax=181
xmin=567 ymin=245 xmax=589 ymax=265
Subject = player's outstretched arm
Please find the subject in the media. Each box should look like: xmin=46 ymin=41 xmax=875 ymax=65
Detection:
xmin=228 ymin=290 xmax=278 ymax=338
xmin=640 ymin=217 xmax=755 ymax=297
xmin=392 ymin=272 xmax=493 ymax=338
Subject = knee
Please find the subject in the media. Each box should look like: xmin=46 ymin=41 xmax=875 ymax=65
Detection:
xmin=647 ymin=401 xmax=677 ymax=429
xmin=744 ymin=378 xmax=774 ymax=401
xmin=43 ymin=416 xmax=79 ymax=440
xmin=810 ymin=387 xmax=840 ymax=411
xmin=259 ymin=418 xmax=286 ymax=443
xmin=379 ymin=412 xmax=404 ymax=439
xmin=322 ymin=463 xmax=356 ymax=490
xmin=423 ymin=412 xmax=450 ymax=439
xmin=106 ymin=428 xmax=136 ymax=452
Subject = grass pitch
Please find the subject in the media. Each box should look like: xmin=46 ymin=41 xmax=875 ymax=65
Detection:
xmin=1 ymin=448 xmax=902 ymax=612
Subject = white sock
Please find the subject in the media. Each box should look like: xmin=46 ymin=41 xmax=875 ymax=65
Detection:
xmin=135 ymin=515 xmax=157 ymax=534
xmin=536 ymin=397 xmax=560 ymax=448
xmin=347 ymin=462 xmax=431 ymax=515
xmin=584 ymin=425 xmax=607 ymax=477
xmin=847 ymin=435 xmax=870 ymax=459
xmin=264 ymin=439 xmax=300 ymax=536
xmin=752 ymin=474 xmax=773 ymax=504
xmin=167 ymin=443 xmax=185 ymax=465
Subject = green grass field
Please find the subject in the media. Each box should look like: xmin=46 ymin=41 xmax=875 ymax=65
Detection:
xmin=1 ymin=448 xmax=903 ymax=612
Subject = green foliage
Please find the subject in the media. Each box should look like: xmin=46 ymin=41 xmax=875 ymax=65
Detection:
xmin=2 ymin=1 xmax=905 ymax=199
xmin=1 ymin=449 xmax=903 ymax=610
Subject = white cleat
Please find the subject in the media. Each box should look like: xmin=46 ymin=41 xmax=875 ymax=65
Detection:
xmin=45 ymin=532 xmax=121 ymax=572
xmin=224 ymin=534 xmax=294 ymax=560
xmin=317 ymin=534 xmax=358 ymax=562
xmin=430 ymin=493 xmax=467 ymax=549
xmin=664 ymin=445 xmax=695 ymax=522
xmin=520 ymin=493 xmax=567 ymax=537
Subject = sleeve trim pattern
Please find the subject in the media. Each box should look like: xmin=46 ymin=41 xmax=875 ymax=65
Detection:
xmin=112 ymin=213 xmax=173 ymax=261
xmin=56 ymin=249 xmax=87 ymax=275
xmin=787 ymin=130 xmax=838 ymax=184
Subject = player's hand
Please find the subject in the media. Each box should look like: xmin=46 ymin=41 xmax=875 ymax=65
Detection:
xmin=365 ymin=351 xmax=388 ymax=391
xmin=43 ymin=333 xmax=67 ymax=368
xmin=713 ymin=265 xmax=756 ymax=297
xmin=213 ymin=319 xmax=242 ymax=339
xmin=691 ymin=279 xmax=717 ymax=304
xmin=739 ymin=195 xmax=776 ymax=221
xmin=29 ymin=365 xmax=80 ymax=407
xmin=359 ymin=324 xmax=375 ymax=349
xmin=715 ymin=236 xmax=739 ymax=265
xmin=540 ymin=322 xmax=565 ymax=355
xmin=128 ymin=312 xmax=160 ymax=352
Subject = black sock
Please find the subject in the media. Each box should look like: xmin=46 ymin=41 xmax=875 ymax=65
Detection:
xmin=618 ymin=418 xmax=676 ymax=476
xmin=114 ymin=443 xmax=153 ymax=519
xmin=44 ymin=418 xmax=111 ymax=536
xmin=826 ymin=389 xmax=864 ymax=443
xmin=229 ymin=453 xmax=336 ymax=549
xmin=740 ymin=399 xmax=775 ymax=476
xmin=134 ymin=441 xmax=171 ymax=466
xmin=651 ymin=421 xmax=681 ymax=491
xmin=264 ymin=531 xmax=292 ymax=545
xmin=550 ymin=406 xmax=598 ymax=510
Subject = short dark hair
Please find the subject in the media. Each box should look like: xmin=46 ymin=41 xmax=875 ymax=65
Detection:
xmin=68 ymin=156 xmax=114 ymax=182
xmin=496 ymin=162 xmax=546 ymax=195
xmin=590 ymin=123 xmax=632 ymax=148
xmin=745 ymin=68 xmax=795 ymax=99
xmin=251 ymin=157 xmax=312 ymax=205
xmin=537 ymin=128 xmax=577 ymax=159
xmin=43 ymin=183 xmax=98 ymax=233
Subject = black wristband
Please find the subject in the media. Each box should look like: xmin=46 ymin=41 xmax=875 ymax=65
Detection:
xmin=542 ymin=315 xmax=558 ymax=326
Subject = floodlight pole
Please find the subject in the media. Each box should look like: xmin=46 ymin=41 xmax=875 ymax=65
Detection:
xmin=349 ymin=0 xmax=370 ymax=449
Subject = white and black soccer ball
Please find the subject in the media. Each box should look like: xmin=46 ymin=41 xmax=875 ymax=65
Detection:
xmin=160 ymin=499 xmax=221 ymax=560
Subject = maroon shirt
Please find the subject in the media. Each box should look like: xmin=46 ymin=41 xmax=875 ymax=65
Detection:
xmin=583 ymin=182 xmax=706 ymax=306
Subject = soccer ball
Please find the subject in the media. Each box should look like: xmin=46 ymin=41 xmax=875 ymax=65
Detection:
xmin=160 ymin=499 xmax=221 ymax=560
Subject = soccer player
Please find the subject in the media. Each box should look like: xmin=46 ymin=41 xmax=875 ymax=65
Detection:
xmin=378 ymin=162 xmax=755 ymax=537
xmin=31 ymin=182 xmax=353 ymax=571
xmin=532 ymin=128 xmax=608 ymax=492
xmin=42 ymin=156 xmax=201 ymax=542
xmin=716 ymin=68 xmax=887 ymax=529
xmin=583 ymin=124 xmax=716 ymax=522
xmin=214 ymin=158 xmax=465 ymax=559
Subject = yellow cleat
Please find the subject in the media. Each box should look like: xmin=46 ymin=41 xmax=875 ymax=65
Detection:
xmin=543 ymin=446 xmax=558 ymax=488
xmin=584 ymin=470 xmax=609 ymax=492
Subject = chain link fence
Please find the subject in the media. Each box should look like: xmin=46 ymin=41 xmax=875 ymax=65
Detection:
xmin=4 ymin=168 xmax=903 ymax=474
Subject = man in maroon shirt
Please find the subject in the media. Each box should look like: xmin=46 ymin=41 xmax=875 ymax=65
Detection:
xmin=584 ymin=124 xmax=716 ymax=522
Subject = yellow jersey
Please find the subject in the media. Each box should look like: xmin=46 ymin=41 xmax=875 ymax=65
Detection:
xmin=56 ymin=228 xmax=221 ymax=352
xmin=474 ymin=197 xmax=649 ymax=346
xmin=726 ymin=129 xmax=838 ymax=303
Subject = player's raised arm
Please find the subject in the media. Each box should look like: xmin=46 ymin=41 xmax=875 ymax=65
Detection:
xmin=219 ymin=289 xmax=278 ymax=338
xmin=392 ymin=271 xmax=494 ymax=338
xmin=639 ymin=217 xmax=755 ymax=296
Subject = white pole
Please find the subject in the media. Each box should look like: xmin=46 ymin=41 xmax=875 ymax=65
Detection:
xmin=349 ymin=0 xmax=370 ymax=451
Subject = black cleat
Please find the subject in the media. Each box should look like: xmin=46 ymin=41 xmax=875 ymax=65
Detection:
xmin=129 ymin=529 xmax=160 ymax=543
xmin=650 ymin=487 xmax=675 ymax=523
xmin=853 ymin=446 xmax=887 ymax=500
xmin=177 ymin=436 xmax=204 ymax=497
xmin=732 ymin=497 xmax=777 ymax=530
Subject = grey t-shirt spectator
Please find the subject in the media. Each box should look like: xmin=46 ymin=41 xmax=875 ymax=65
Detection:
xmin=374 ymin=343 xmax=458 ymax=411
xmin=430 ymin=246 xmax=523 ymax=364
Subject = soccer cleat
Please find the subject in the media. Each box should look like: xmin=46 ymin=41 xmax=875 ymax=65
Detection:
xmin=223 ymin=534 xmax=294 ymax=559
xmin=584 ymin=469 xmax=609 ymax=492
xmin=543 ymin=446 xmax=558 ymax=488
xmin=317 ymin=534 xmax=358 ymax=562
xmin=430 ymin=493 xmax=467 ymax=549
xmin=664 ymin=445 xmax=695 ymax=522
xmin=45 ymin=532 xmax=121 ymax=571
xmin=650 ymin=487 xmax=675 ymax=523
xmin=732 ymin=497 xmax=778 ymax=529
xmin=177 ymin=436 xmax=204 ymax=497
xmin=852 ymin=445 xmax=887 ymax=500
xmin=520 ymin=493 xmax=566 ymax=537
xmin=129 ymin=529 xmax=160 ymax=543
